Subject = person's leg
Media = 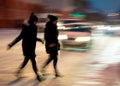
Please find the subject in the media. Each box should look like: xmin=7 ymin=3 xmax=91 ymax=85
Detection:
xmin=42 ymin=54 xmax=53 ymax=68
xmin=20 ymin=56 xmax=29 ymax=69
xmin=41 ymin=54 xmax=53 ymax=75
xmin=52 ymin=54 xmax=60 ymax=76
xmin=16 ymin=56 xmax=29 ymax=77
xmin=30 ymin=57 xmax=39 ymax=75
xmin=30 ymin=57 xmax=45 ymax=81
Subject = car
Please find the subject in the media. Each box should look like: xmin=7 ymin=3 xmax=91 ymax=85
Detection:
xmin=36 ymin=19 xmax=66 ymax=32
xmin=58 ymin=24 xmax=92 ymax=51
xmin=36 ymin=13 xmax=63 ymax=32
xmin=59 ymin=18 xmax=83 ymax=24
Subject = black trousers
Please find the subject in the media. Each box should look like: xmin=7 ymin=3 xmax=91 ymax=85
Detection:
xmin=43 ymin=53 xmax=59 ymax=74
xmin=19 ymin=56 xmax=38 ymax=76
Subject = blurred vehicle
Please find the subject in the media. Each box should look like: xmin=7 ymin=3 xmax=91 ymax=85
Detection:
xmin=58 ymin=24 xmax=92 ymax=51
xmin=36 ymin=18 xmax=47 ymax=32
xmin=103 ymin=25 xmax=120 ymax=36
xmin=57 ymin=18 xmax=83 ymax=30
xmin=95 ymin=25 xmax=120 ymax=36
xmin=36 ymin=13 xmax=63 ymax=32
xmin=36 ymin=19 xmax=65 ymax=32
xmin=59 ymin=18 xmax=83 ymax=24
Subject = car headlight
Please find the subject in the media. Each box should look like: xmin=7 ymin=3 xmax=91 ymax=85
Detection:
xmin=58 ymin=35 xmax=68 ymax=40
xmin=75 ymin=37 xmax=91 ymax=42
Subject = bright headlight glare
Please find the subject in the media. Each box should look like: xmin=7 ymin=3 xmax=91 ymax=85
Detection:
xmin=58 ymin=35 xmax=68 ymax=40
xmin=75 ymin=37 xmax=91 ymax=42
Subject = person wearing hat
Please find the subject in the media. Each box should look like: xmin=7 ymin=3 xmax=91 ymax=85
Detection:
xmin=7 ymin=12 xmax=44 ymax=81
xmin=41 ymin=15 xmax=61 ymax=77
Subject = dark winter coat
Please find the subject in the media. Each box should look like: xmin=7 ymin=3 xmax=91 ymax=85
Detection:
xmin=9 ymin=23 xmax=42 ymax=57
xmin=44 ymin=21 xmax=60 ymax=54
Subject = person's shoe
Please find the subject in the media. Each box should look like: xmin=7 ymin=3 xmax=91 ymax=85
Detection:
xmin=55 ymin=73 xmax=63 ymax=77
xmin=15 ymin=70 xmax=22 ymax=78
xmin=36 ymin=75 xmax=46 ymax=82
xmin=55 ymin=70 xmax=63 ymax=77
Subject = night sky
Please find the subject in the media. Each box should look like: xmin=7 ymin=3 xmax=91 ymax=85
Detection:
xmin=89 ymin=0 xmax=120 ymax=14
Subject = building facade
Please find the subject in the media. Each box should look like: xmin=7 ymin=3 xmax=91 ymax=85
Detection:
xmin=0 ymin=0 xmax=44 ymax=28
xmin=0 ymin=0 xmax=106 ymax=28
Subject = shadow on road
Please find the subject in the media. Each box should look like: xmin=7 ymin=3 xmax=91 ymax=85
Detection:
xmin=7 ymin=78 xmax=23 ymax=86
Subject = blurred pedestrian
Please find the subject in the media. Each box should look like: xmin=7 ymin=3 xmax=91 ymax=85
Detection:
xmin=41 ymin=15 xmax=61 ymax=77
xmin=7 ymin=12 xmax=44 ymax=81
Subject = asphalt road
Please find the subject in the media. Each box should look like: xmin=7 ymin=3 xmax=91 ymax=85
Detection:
xmin=0 ymin=29 xmax=120 ymax=86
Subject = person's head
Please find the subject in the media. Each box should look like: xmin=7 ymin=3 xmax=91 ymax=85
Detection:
xmin=28 ymin=12 xmax=38 ymax=25
xmin=47 ymin=15 xmax=58 ymax=24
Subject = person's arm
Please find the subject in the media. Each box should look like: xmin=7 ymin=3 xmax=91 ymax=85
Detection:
xmin=7 ymin=26 xmax=24 ymax=49
xmin=7 ymin=32 xmax=23 ymax=49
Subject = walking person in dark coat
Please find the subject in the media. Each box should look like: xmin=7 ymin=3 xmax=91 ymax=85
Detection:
xmin=7 ymin=12 xmax=44 ymax=81
xmin=41 ymin=15 xmax=61 ymax=77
